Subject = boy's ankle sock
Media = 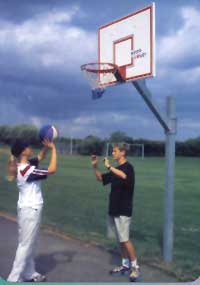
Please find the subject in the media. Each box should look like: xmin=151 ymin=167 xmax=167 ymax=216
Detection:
xmin=131 ymin=259 xmax=139 ymax=268
xmin=122 ymin=258 xmax=130 ymax=268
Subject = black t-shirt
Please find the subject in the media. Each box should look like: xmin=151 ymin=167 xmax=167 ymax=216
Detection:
xmin=102 ymin=161 xmax=135 ymax=217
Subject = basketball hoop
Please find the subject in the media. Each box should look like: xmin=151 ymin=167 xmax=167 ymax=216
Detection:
xmin=81 ymin=62 xmax=125 ymax=99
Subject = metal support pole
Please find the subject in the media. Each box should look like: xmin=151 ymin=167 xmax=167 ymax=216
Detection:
xmin=133 ymin=80 xmax=177 ymax=263
xmin=70 ymin=137 xmax=73 ymax=155
xmin=105 ymin=142 xmax=109 ymax=157
xmin=141 ymin=144 xmax=144 ymax=160
xmin=132 ymin=80 xmax=170 ymax=133
xmin=163 ymin=96 xmax=177 ymax=262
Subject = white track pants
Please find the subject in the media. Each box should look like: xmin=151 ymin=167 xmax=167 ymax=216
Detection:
xmin=7 ymin=206 xmax=43 ymax=282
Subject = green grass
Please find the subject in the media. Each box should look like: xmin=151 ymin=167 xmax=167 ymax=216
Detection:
xmin=0 ymin=146 xmax=199 ymax=281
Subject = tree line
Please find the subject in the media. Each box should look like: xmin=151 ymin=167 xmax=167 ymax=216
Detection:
xmin=0 ymin=125 xmax=199 ymax=157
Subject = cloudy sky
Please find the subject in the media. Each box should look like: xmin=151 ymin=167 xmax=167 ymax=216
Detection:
xmin=0 ymin=0 xmax=200 ymax=140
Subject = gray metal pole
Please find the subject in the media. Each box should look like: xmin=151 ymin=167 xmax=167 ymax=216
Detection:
xmin=132 ymin=80 xmax=177 ymax=263
xmin=141 ymin=144 xmax=144 ymax=160
xmin=132 ymin=80 xmax=170 ymax=133
xmin=70 ymin=137 xmax=73 ymax=155
xmin=163 ymin=96 xmax=177 ymax=262
xmin=106 ymin=142 xmax=109 ymax=157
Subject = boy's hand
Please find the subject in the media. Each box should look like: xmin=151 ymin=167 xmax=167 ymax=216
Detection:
xmin=91 ymin=155 xmax=98 ymax=167
xmin=42 ymin=139 xmax=55 ymax=149
xmin=103 ymin=157 xmax=111 ymax=169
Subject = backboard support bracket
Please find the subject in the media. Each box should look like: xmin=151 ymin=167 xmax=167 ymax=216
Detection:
xmin=115 ymin=68 xmax=126 ymax=83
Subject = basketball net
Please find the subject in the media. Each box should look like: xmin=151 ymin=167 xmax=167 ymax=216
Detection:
xmin=81 ymin=63 xmax=123 ymax=99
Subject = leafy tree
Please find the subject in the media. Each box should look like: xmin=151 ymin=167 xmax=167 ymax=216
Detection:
xmin=78 ymin=135 xmax=103 ymax=155
xmin=109 ymin=131 xmax=133 ymax=143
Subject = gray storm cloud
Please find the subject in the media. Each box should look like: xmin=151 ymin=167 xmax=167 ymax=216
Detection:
xmin=0 ymin=2 xmax=199 ymax=139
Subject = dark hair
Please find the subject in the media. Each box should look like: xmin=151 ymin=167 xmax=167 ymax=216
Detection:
xmin=11 ymin=139 xmax=30 ymax=158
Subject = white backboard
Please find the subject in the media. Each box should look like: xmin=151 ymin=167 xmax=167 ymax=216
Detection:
xmin=98 ymin=3 xmax=156 ymax=86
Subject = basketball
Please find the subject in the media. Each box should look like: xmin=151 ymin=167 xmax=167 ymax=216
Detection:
xmin=39 ymin=125 xmax=58 ymax=142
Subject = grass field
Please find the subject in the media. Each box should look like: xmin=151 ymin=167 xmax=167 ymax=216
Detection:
xmin=0 ymin=146 xmax=199 ymax=281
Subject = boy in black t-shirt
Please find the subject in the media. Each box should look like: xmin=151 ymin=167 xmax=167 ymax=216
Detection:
xmin=91 ymin=143 xmax=141 ymax=282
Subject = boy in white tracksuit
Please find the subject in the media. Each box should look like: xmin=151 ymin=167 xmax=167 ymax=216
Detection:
xmin=7 ymin=139 xmax=57 ymax=282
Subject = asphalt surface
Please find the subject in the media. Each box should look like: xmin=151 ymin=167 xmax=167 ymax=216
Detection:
xmin=0 ymin=216 xmax=178 ymax=283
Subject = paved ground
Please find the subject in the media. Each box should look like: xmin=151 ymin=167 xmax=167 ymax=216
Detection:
xmin=0 ymin=216 xmax=178 ymax=283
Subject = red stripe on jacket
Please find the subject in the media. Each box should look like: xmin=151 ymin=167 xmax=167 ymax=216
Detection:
xmin=20 ymin=165 xmax=32 ymax=176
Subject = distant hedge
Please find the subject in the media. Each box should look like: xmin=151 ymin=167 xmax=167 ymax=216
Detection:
xmin=0 ymin=126 xmax=199 ymax=157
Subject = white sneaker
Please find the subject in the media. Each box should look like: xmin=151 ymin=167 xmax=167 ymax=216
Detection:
xmin=25 ymin=274 xmax=46 ymax=282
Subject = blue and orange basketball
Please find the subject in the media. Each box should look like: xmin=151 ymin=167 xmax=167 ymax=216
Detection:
xmin=39 ymin=125 xmax=58 ymax=142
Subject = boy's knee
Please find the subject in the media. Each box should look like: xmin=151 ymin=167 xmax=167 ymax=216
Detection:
xmin=120 ymin=239 xmax=130 ymax=245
